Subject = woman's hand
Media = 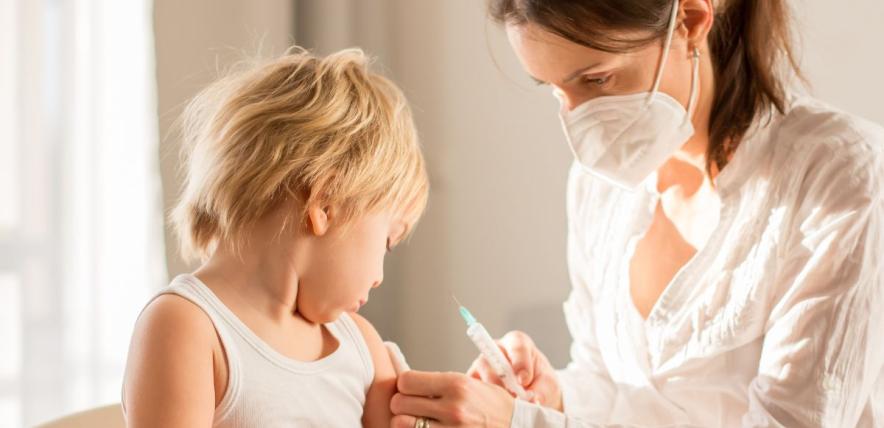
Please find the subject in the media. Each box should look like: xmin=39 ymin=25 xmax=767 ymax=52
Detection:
xmin=390 ymin=371 xmax=515 ymax=428
xmin=466 ymin=330 xmax=563 ymax=411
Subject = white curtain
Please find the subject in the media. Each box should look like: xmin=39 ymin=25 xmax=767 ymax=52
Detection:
xmin=0 ymin=0 xmax=167 ymax=425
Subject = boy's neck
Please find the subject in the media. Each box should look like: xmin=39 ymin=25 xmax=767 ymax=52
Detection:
xmin=194 ymin=234 xmax=308 ymax=325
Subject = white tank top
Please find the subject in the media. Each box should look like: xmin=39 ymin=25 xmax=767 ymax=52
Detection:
xmin=147 ymin=274 xmax=374 ymax=427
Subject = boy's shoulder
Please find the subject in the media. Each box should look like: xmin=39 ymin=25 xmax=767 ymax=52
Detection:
xmin=343 ymin=311 xmax=396 ymax=380
xmin=132 ymin=292 xmax=220 ymax=354
xmin=140 ymin=293 xmax=216 ymax=332
xmin=346 ymin=312 xmax=386 ymax=360
xmin=345 ymin=312 xmax=398 ymax=426
xmin=347 ymin=312 xmax=378 ymax=337
xmin=123 ymin=292 xmax=222 ymax=423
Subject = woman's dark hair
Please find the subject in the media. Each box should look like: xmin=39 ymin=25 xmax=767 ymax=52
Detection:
xmin=489 ymin=0 xmax=801 ymax=175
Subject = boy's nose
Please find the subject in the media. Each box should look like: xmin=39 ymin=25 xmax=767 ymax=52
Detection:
xmin=372 ymin=278 xmax=382 ymax=288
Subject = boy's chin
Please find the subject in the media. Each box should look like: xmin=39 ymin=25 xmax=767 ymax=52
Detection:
xmin=304 ymin=309 xmax=349 ymax=324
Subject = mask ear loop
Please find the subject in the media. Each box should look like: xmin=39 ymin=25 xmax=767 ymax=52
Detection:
xmin=684 ymin=47 xmax=701 ymax=124
xmin=648 ymin=0 xmax=681 ymax=101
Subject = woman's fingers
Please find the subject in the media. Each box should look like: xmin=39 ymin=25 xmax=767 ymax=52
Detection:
xmin=525 ymin=377 xmax=547 ymax=404
xmin=397 ymin=370 xmax=462 ymax=397
xmin=390 ymin=415 xmax=455 ymax=428
xmin=391 ymin=372 xmax=517 ymax=427
xmin=390 ymin=393 xmax=448 ymax=422
xmin=467 ymin=331 xmax=543 ymax=393
xmin=466 ymin=357 xmax=504 ymax=387
xmin=466 ymin=357 xmax=484 ymax=379
xmin=390 ymin=415 xmax=419 ymax=428
xmin=466 ymin=357 xmax=481 ymax=379
xmin=499 ymin=330 xmax=536 ymax=386
xmin=390 ymin=385 xmax=481 ymax=425
xmin=522 ymin=352 xmax=564 ymax=411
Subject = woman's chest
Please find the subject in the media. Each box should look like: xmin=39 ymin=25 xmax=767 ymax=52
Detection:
xmin=629 ymin=199 xmax=717 ymax=319
xmin=583 ymin=191 xmax=786 ymax=376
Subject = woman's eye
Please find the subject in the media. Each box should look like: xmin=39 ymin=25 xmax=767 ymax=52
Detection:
xmin=584 ymin=75 xmax=611 ymax=86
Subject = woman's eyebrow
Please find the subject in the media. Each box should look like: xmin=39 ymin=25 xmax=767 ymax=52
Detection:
xmin=562 ymin=62 xmax=604 ymax=83
xmin=529 ymin=61 xmax=604 ymax=86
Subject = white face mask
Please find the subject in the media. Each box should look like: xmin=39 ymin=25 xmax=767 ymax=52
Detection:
xmin=554 ymin=0 xmax=700 ymax=191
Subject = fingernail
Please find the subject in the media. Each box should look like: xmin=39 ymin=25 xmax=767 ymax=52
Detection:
xmin=518 ymin=371 xmax=529 ymax=385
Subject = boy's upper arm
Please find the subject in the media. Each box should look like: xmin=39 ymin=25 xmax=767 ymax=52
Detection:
xmin=123 ymin=294 xmax=218 ymax=428
xmin=350 ymin=312 xmax=397 ymax=428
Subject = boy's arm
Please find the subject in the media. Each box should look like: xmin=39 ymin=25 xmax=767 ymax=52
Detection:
xmin=350 ymin=313 xmax=398 ymax=428
xmin=123 ymin=294 xmax=218 ymax=427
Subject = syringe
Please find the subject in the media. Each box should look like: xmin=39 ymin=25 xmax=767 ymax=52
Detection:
xmin=453 ymin=295 xmax=531 ymax=401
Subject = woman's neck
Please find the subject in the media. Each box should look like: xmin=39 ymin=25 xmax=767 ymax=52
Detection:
xmin=657 ymin=44 xmax=717 ymax=197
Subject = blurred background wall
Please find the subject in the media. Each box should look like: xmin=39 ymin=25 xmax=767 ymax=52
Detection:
xmin=154 ymin=0 xmax=295 ymax=277
xmin=154 ymin=0 xmax=884 ymax=377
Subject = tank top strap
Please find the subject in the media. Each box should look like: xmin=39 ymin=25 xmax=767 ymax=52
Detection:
xmin=143 ymin=274 xmax=243 ymax=422
xmin=328 ymin=312 xmax=374 ymax=387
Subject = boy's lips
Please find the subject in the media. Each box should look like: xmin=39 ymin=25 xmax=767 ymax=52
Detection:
xmin=350 ymin=298 xmax=367 ymax=312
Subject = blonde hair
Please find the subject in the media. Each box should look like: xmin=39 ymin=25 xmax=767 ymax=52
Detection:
xmin=172 ymin=47 xmax=429 ymax=261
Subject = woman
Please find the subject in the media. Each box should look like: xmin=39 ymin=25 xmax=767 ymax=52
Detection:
xmin=390 ymin=0 xmax=884 ymax=427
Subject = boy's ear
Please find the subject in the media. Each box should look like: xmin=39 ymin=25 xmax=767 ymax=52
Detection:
xmin=306 ymin=204 xmax=332 ymax=237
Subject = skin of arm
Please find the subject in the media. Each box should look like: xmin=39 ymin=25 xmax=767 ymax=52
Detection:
xmin=123 ymin=294 xmax=221 ymax=427
xmin=351 ymin=312 xmax=398 ymax=428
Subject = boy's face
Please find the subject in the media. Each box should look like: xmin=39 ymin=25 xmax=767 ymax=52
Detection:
xmin=296 ymin=209 xmax=407 ymax=324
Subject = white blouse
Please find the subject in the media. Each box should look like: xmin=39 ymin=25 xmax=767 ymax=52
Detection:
xmin=511 ymin=96 xmax=884 ymax=427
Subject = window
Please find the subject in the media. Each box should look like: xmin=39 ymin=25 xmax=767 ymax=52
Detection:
xmin=1 ymin=0 xmax=166 ymax=424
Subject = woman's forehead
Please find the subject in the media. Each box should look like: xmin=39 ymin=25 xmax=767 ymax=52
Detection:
xmin=505 ymin=23 xmax=635 ymax=84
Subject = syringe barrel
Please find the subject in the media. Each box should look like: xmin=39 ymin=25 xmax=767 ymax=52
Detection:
xmin=466 ymin=323 xmax=529 ymax=400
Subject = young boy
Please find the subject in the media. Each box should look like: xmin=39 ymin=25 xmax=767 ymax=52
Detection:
xmin=123 ymin=47 xmax=428 ymax=427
